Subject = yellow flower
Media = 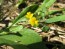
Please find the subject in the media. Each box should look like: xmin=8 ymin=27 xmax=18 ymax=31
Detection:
xmin=25 ymin=12 xmax=38 ymax=26
xmin=26 ymin=12 xmax=33 ymax=19
xmin=35 ymin=20 xmax=38 ymax=26
xmin=29 ymin=17 xmax=38 ymax=26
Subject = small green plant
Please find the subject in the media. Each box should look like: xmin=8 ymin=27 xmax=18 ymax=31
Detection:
xmin=0 ymin=0 xmax=65 ymax=49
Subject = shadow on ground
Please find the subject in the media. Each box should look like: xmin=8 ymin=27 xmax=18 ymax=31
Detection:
xmin=27 ymin=37 xmax=65 ymax=49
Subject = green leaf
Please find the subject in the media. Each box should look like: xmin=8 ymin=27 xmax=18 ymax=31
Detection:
xmin=35 ymin=1 xmax=48 ymax=19
xmin=45 ymin=0 xmax=56 ymax=8
xmin=0 ymin=35 xmax=22 ymax=42
xmin=17 ymin=17 xmax=27 ymax=22
xmin=48 ymin=10 xmax=61 ymax=15
xmin=42 ymin=25 xmax=50 ymax=32
xmin=43 ymin=0 xmax=50 ymax=4
xmin=35 ymin=0 xmax=55 ymax=13
xmin=0 ymin=0 xmax=3 ymax=5
xmin=19 ymin=28 xmax=42 ymax=45
xmin=9 ymin=25 xmax=23 ymax=33
xmin=45 ymin=15 xmax=65 ymax=23
xmin=35 ymin=0 xmax=56 ymax=19
xmin=0 ymin=38 xmax=18 ymax=45
xmin=0 ymin=31 xmax=8 ymax=35
xmin=0 ymin=38 xmax=29 ymax=49
xmin=35 ymin=0 xmax=47 ymax=13
xmin=0 ymin=28 xmax=42 ymax=45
